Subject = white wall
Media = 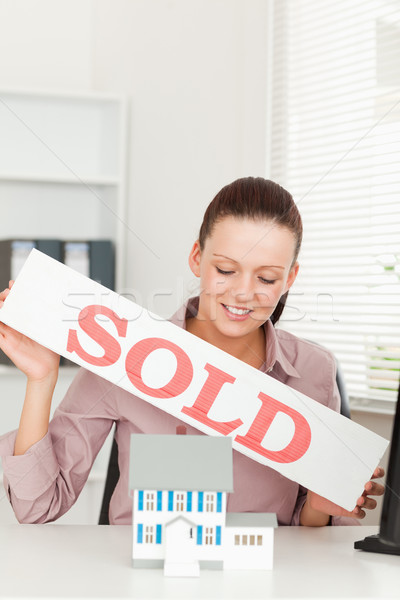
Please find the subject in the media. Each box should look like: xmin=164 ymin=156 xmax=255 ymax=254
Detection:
xmin=91 ymin=0 xmax=269 ymax=317
xmin=0 ymin=0 xmax=93 ymax=91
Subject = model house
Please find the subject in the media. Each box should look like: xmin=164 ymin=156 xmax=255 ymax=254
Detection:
xmin=129 ymin=434 xmax=277 ymax=576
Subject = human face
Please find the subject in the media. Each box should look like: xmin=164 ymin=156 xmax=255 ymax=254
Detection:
xmin=188 ymin=216 xmax=299 ymax=340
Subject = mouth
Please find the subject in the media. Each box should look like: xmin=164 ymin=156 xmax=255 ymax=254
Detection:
xmin=221 ymin=304 xmax=253 ymax=320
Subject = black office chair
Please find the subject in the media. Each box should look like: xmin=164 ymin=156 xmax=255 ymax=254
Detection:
xmin=335 ymin=357 xmax=351 ymax=419
xmin=99 ymin=432 xmax=120 ymax=525
xmin=98 ymin=358 xmax=351 ymax=524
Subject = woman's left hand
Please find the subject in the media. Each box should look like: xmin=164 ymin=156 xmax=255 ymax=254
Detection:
xmin=307 ymin=466 xmax=385 ymax=520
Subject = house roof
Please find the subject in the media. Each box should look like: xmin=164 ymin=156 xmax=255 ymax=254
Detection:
xmin=129 ymin=434 xmax=233 ymax=492
xmin=225 ymin=513 xmax=278 ymax=528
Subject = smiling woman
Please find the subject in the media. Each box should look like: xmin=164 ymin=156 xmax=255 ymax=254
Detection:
xmin=186 ymin=178 xmax=301 ymax=369
xmin=0 ymin=176 xmax=384 ymax=527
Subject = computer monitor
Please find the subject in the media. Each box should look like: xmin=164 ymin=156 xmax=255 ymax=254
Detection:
xmin=354 ymin=377 xmax=400 ymax=555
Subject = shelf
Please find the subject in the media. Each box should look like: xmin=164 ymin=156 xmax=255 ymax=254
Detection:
xmin=0 ymin=88 xmax=128 ymax=382
xmin=0 ymin=173 xmax=120 ymax=186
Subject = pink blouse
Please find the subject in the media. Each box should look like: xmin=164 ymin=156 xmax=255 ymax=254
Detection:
xmin=0 ymin=297 xmax=358 ymax=526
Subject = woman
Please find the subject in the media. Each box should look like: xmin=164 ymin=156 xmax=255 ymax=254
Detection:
xmin=0 ymin=177 xmax=384 ymax=525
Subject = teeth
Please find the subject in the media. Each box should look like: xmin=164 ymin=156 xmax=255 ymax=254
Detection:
xmin=224 ymin=305 xmax=252 ymax=315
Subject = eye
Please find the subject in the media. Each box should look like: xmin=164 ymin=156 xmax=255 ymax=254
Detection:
xmin=259 ymin=277 xmax=276 ymax=285
xmin=216 ymin=267 xmax=234 ymax=275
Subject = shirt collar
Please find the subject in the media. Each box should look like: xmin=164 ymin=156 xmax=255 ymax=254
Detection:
xmin=169 ymin=296 xmax=300 ymax=379
xmin=263 ymin=319 xmax=300 ymax=378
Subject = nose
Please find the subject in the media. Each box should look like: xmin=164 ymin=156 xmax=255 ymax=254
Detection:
xmin=231 ymin=273 xmax=254 ymax=304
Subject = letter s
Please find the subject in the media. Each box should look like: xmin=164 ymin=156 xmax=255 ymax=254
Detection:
xmin=67 ymin=305 xmax=128 ymax=367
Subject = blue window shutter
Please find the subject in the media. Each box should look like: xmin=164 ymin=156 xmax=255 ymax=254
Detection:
xmin=187 ymin=491 xmax=192 ymax=512
xmin=216 ymin=492 xmax=222 ymax=512
xmin=197 ymin=525 xmax=203 ymax=545
xmin=137 ymin=524 xmax=143 ymax=543
xmin=198 ymin=491 xmax=203 ymax=512
xmin=157 ymin=491 xmax=162 ymax=511
xmin=156 ymin=524 xmax=162 ymax=544
xmin=138 ymin=491 xmax=143 ymax=511
xmin=216 ymin=525 xmax=221 ymax=545
xmin=168 ymin=491 xmax=174 ymax=511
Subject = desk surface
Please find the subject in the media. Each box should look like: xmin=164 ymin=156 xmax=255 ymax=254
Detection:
xmin=0 ymin=525 xmax=399 ymax=599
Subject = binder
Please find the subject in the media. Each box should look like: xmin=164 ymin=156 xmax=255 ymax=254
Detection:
xmin=62 ymin=241 xmax=90 ymax=277
xmin=89 ymin=240 xmax=115 ymax=291
xmin=36 ymin=239 xmax=63 ymax=263
xmin=0 ymin=239 xmax=36 ymax=283
xmin=62 ymin=240 xmax=115 ymax=289
xmin=0 ymin=240 xmax=36 ymax=365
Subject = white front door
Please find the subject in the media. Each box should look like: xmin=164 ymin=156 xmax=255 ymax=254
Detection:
xmin=164 ymin=519 xmax=199 ymax=577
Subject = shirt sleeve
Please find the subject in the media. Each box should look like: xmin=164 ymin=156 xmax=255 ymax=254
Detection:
xmin=0 ymin=368 xmax=117 ymax=524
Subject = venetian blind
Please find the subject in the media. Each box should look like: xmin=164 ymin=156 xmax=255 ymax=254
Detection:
xmin=269 ymin=0 xmax=400 ymax=405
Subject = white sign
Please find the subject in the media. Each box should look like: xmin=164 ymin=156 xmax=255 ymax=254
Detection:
xmin=0 ymin=250 xmax=388 ymax=510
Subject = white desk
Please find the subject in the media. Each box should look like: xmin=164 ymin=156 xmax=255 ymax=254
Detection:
xmin=0 ymin=525 xmax=399 ymax=599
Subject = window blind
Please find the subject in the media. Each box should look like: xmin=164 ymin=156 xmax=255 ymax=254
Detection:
xmin=269 ymin=0 xmax=400 ymax=405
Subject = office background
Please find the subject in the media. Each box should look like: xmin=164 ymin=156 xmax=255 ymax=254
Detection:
xmin=0 ymin=0 xmax=398 ymax=526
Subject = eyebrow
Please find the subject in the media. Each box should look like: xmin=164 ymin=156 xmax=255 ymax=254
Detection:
xmin=212 ymin=253 xmax=285 ymax=270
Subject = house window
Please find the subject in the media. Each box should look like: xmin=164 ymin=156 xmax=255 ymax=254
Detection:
xmin=233 ymin=534 xmax=262 ymax=546
xmin=205 ymin=493 xmax=214 ymax=512
xmin=205 ymin=527 xmax=214 ymax=545
xmin=145 ymin=492 xmax=154 ymax=511
xmin=176 ymin=492 xmax=185 ymax=511
xmin=145 ymin=525 xmax=154 ymax=544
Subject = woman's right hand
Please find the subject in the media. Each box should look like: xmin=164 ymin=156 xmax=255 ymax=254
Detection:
xmin=0 ymin=281 xmax=60 ymax=382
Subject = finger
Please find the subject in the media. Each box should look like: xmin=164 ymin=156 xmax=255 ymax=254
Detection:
xmin=9 ymin=280 xmax=14 ymax=288
xmin=372 ymin=466 xmax=385 ymax=479
xmin=0 ymin=288 xmax=10 ymax=300
xmin=364 ymin=481 xmax=385 ymax=496
xmin=357 ymin=496 xmax=377 ymax=511
xmin=353 ymin=506 xmax=366 ymax=519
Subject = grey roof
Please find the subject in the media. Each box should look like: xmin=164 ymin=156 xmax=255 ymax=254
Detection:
xmin=129 ymin=434 xmax=233 ymax=492
xmin=225 ymin=513 xmax=278 ymax=528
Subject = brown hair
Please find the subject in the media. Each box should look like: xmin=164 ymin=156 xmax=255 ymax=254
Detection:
xmin=198 ymin=177 xmax=302 ymax=325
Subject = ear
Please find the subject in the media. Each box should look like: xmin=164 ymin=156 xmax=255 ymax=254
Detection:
xmin=188 ymin=240 xmax=201 ymax=277
xmin=284 ymin=261 xmax=299 ymax=293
